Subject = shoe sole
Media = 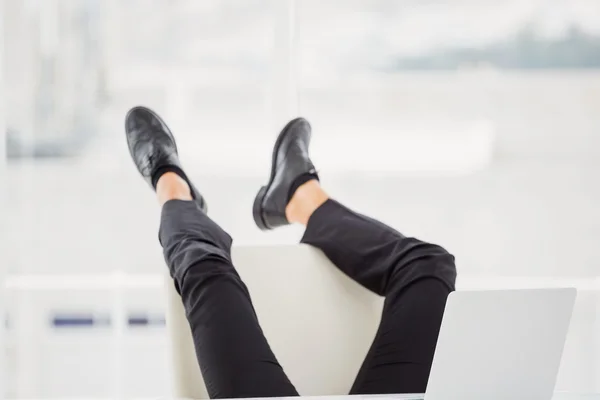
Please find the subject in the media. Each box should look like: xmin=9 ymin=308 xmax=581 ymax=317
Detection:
xmin=253 ymin=118 xmax=305 ymax=230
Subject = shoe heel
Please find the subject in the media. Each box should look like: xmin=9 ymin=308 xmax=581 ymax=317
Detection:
xmin=253 ymin=186 xmax=270 ymax=230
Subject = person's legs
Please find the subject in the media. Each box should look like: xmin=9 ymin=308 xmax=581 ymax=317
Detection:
xmin=126 ymin=107 xmax=298 ymax=399
xmin=253 ymin=118 xmax=456 ymax=395
xmin=290 ymin=183 xmax=456 ymax=394
xmin=159 ymin=175 xmax=297 ymax=399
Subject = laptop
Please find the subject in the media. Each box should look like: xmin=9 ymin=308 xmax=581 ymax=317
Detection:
xmin=422 ymin=288 xmax=577 ymax=400
xmin=251 ymin=288 xmax=576 ymax=400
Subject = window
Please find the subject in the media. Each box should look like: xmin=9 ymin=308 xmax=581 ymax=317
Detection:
xmin=3 ymin=0 xmax=599 ymax=397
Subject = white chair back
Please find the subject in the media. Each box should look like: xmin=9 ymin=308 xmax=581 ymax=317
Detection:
xmin=165 ymin=244 xmax=383 ymax=398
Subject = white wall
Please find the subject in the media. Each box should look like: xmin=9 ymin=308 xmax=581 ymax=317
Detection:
xmin=0 ymin=0 xmax=7 ymax=394
xmin=2 ymin=0 xmax=599 ymax=397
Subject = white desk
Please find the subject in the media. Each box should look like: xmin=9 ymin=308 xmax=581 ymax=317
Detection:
xmin=11 ymin=394 xmax=593 ymax=400
xmin=159 ymin=394 xmax=600 ymax=400
xmin=245 ymin=394 xmax=599 ymax=400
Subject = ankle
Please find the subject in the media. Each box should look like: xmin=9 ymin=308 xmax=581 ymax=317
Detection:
xmin=156 ymin=172 xmax=192 ymax=206
xmin=285 ymin=180 xmax=328 ymax=226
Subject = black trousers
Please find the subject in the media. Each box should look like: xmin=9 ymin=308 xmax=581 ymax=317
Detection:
xmin=159 ymin=199 xmax=457 ymax=399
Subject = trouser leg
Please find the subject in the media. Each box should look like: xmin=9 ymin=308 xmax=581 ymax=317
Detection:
xmin=301 ymin=199 xmax=456 ymax=394
xmin=160 ymin=200 xmax=298 ymax=398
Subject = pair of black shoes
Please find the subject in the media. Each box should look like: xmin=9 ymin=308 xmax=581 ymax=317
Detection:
xmin=125 ymin=106 xmax=318 ymax=230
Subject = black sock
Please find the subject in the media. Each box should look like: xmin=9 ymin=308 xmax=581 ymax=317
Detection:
xmin=287 ymin=172 xmax=320 ymax=203
xmin=151 ymin=165 xmax=190 ymax=193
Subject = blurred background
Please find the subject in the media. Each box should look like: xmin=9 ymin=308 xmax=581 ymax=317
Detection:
xmin=2 ymin=0 xmax=600 ymax=397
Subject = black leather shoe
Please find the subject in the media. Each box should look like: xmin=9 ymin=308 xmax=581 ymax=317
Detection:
xmin=125 ymin=106 xmax=207 ymax=212
xmin=253 ymin=117 xmax=316 ymax=230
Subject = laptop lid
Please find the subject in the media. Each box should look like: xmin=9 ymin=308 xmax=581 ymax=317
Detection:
xmin=425 ymin=288 xmax=576 ymax=400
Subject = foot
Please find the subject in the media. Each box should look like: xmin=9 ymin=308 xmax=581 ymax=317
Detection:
xmin=285 ymin=179 xmax=328 ymax=226
xmin=253 ymin=117 xmax=317 ymax=230
xmin=125 ymin=106 xmax=207 ymax=212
